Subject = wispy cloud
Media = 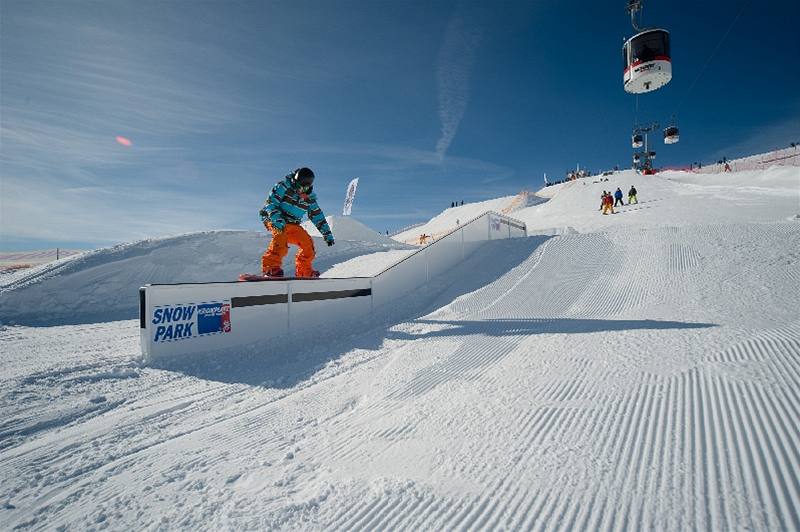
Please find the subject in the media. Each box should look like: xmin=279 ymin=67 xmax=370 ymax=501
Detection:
xmin=0 ymin=17 xmax=246 ymax=171
xmin=0 ymin=6 xmax=269 ymax=246
xmin=281 ymin=141 xmax=509 ymax=175
xmin=435 ymin=16 xmax=482 ymax=160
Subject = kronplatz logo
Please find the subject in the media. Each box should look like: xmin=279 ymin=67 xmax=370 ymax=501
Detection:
xmin=197 ymin=302 xmax=232 ymax=335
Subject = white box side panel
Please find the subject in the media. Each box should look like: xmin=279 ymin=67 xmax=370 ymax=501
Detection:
xmin=426 ymin=229 xmax=464 ymax=280
xmin=510 ymin=220 xmax=527 ymax=238
xmin=462 ymin=215 xmax=488 ymax=255
xmin=372 ymin=251 xmax=427 ymax=308
xmin=289 ymin=278 xmax=372 ymax=331
xmin=462 ymin=215 xmax=488 ymax=243
xmin=488 ymin=214 xmax=508 ymax=240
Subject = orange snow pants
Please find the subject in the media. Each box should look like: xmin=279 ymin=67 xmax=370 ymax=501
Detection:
xmin=262 ymin=222 xmax=316 ymax=277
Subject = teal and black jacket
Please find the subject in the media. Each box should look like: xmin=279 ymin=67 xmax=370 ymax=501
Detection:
xmin=259 ymin=176 xmax=334 ymax=242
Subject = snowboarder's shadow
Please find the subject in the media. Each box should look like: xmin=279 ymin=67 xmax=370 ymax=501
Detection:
xmin=386 ymin=317 xmax=714 ymax=341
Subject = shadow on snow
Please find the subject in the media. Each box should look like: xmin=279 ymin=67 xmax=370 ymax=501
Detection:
xmin=386 ymin=318 xmax=715 ymax=340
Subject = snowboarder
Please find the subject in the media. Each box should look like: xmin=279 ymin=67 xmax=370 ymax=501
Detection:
xmin=259 ymin=167 xmax=335 ymax=278
xmin=614 ymin=187 xmax=625 ymax=207
xmin=628 ymin=185 xmax=638 ymax=204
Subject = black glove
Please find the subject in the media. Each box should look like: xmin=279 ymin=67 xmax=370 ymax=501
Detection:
xmin=327 ymin=239 xmax=334 ymax=247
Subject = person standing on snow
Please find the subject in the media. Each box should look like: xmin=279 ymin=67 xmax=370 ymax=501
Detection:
xmin=259 ymin=167 xmax=334 ymax=278
xmin=614 ymin=187 xmax=625 ymax=207
xmin=628 ymin=185 xmax=638 ymax=204
xmin=602 ymin=192 xmax=615 ymax=215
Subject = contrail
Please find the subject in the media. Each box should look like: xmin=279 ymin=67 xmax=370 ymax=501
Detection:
xmin=436 ymin=16 xmax=482 ymax=160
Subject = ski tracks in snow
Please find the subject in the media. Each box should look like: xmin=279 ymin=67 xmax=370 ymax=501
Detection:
xmin=248 ymin=223 xmax=800 ymax=530
xmin=1 ymin=223 xmax=799 ymax=529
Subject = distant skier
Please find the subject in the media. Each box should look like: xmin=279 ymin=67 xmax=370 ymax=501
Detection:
xmin=259 ymin=167 xmax=335 ymax=278
xmin=628 ymin=185 xmax=638 ymax=204
xmin=614 ymin=187 xmax=625 ymax=207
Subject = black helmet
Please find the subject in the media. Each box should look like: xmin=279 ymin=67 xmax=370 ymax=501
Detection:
xmin=293 ymin=167 xmax=315 ymax=187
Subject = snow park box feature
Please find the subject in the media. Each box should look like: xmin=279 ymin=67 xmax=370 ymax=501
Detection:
xmin=139 ymin=211 xmax=526 ymax=364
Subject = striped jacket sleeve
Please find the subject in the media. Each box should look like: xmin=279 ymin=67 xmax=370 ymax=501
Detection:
xmin=259 ymin=180 xmax=288 ymax=227
xmin=307 ymin=195 xmax=333 ymax=241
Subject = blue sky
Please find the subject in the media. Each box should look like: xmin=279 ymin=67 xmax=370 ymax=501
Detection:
xmin=1 ymin=0 xmax=798 ymax=250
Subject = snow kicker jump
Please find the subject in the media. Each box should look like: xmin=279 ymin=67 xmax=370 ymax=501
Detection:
xmin=139 ymin=212 xmax=527 ymax=363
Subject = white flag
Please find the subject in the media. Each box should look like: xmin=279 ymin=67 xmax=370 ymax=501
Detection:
xmin=342 ymin=177 xmax=359 ymax=216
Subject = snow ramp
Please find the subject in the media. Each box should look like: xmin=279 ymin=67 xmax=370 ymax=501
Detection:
xmin=140 ymin=212 xmax=527 ymax=363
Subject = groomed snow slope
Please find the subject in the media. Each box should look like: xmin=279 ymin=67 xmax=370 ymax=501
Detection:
xmin=516 ymin=167 xmax=799 ymax=234
xmin=302 ymin=215 xmax=398 ymax=245
xmin=1 ymin=167 xmax=799 ymax=530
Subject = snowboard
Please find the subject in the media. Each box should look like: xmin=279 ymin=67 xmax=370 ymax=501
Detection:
xmin=238 ymin=273 xmax=321 ymax=282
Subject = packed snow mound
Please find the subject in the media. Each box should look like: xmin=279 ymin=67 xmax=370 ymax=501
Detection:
xmin=301 ymin=215 xmax=397 ymax=244
xmin=0 ymin=230 xmax=410 ymax=326
xmin=392 ymin=193 xmax=543 ymax=244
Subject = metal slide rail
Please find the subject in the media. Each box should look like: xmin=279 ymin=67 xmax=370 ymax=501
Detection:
xmin=139 ymin=211 xmax=526 ymax=363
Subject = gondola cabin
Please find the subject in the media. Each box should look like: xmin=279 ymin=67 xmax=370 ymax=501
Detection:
xmin=632 ymin=134 xmax=643 ymax=148
xmin=664 ymin=125 xmax=679 ymax=144
xmin=623 ymin=29 xmax=671 ymax=94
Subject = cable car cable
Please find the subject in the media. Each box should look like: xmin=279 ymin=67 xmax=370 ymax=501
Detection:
xmin=671 ymin=0 xmax=751 ymax=116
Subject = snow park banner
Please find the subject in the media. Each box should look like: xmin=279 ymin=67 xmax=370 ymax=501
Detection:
xmin=342 ymin=178 xmax=359 ymax=216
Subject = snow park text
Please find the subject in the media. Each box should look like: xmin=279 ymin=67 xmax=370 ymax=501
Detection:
xmin=152 ymin=302 xmax=231 ymax=342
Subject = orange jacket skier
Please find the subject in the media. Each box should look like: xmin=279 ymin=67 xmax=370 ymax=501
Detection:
xmin=602 ymin=192 xmax=615 ymax=215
